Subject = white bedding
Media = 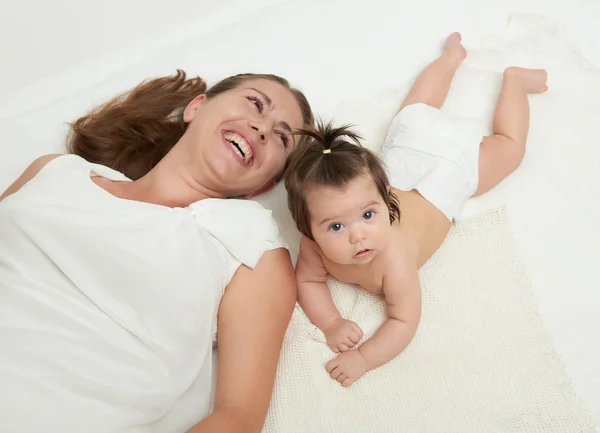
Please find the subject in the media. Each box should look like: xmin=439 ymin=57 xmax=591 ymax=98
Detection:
xmin=263 ymin=208 xmax=595 ymax=433
xmin=255 ymin=14 xmax=600 ymax=431
xmin=1 ymin=1 xmax=599 ymax=431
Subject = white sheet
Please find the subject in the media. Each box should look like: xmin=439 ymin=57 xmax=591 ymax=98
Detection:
xmin=1 ymin=1 xmax=599 ymax=430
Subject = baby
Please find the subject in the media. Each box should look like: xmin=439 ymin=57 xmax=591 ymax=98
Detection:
xmin=284 ymin=33 xmax=548 ymax=387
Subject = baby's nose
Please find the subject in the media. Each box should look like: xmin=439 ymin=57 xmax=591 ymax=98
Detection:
xmin=350 ymin=229 xmax=366 ymax=243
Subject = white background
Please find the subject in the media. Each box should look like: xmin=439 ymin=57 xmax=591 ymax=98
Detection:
xmin=1 ymin=0 xmax=599 ymax=430
xmin=1 ymin=0 xmax=599 ymax=111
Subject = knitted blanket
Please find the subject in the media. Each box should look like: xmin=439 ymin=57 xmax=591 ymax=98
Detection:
xmin=262 ymin=208 xmax=594 ymax=433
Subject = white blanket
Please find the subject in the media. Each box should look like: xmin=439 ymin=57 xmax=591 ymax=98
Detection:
xmin=262 ymin=208 xmax=594 ymax=433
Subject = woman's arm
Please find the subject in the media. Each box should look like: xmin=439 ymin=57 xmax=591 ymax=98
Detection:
xmin=0 ymin=154 xmax=61 ymax=200
xmin=186 ymin=248 xmax=296 ymax=433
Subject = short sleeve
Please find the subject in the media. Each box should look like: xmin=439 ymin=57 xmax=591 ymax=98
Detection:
xmin=190 ymin=198 xmax=289 ymax=344
xmin=189 ymin=198 xmax=288 ymax=271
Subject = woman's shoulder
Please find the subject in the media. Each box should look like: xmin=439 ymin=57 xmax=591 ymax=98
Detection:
xmin=189 ymin=198 xmax=288 ymax=270
xmin=28 ymin=153 xmax=64 ymax=169
xmin=1 ymin=154 xmax=63 ymax=200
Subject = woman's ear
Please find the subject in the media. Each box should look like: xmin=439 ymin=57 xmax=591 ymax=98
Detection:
xmin=243 ymin=179 xmax=277 ymax=199
xmin=183 ymin=94 xmax=207 ymax=123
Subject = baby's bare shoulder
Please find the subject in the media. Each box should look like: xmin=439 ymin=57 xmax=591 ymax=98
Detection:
xmin=379 ymin=243 xmax=419 ymax=293
xmin=383 ymin=234 xmax=416 ymax=267
xmin=297 ymin=236 xmax=329 ymax=282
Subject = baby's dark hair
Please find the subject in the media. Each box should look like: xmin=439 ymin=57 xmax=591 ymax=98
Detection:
xmin=284 ymin=120 xmax=400 ymax=240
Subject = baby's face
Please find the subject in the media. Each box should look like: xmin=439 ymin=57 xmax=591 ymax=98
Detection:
xmin=307 ymin=174 xmax=392 ymax=265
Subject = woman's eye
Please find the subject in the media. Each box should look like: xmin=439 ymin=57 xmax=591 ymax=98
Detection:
xmin=363 ymin=211 xmax=374 ymax=220
xmin=277 ymin=132 xmax=289 ymax=148
xmin=247 ymin=96 xmax=263 ymax=113
xmin=329 ymin=223 xmax=344 ymax=232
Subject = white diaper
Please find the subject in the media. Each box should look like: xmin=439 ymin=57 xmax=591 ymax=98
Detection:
xmin=381 ymin=103 xmax=483 ymax=221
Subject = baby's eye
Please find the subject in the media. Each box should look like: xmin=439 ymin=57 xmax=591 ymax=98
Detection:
xmin=363 ymin=211 xmax=375 ymax=220
xmin=329 ymin=223 xmax=344 ymax=232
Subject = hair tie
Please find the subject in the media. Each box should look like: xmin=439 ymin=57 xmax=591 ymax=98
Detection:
xmin=322 ymin=148 xmax=332 ymax=154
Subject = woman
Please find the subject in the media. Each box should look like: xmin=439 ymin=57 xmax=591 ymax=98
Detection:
xmin=0 ymin=70 xmax=313 ymax=433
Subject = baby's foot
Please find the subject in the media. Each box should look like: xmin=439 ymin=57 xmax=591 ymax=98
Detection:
xmin=504 ymin=67 xmax=548 ymax=93
xmin=443 ymin=32 xmax=467 ymax=64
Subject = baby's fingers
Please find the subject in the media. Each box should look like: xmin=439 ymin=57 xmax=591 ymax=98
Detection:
xmin=341 ymin=377 xmax=354 ymax=387
xmin=327 ymin=341 xmax=340 ymax=353
xmin=331 ymin=368 xmax=344 ymax=380
xmin=343 ymin=338 xmax=357 ymax=349
xmin=325 ymin=359 xmax=337 ymax=374
xmin=338 ymin=343 xmax=351 ymax=352
xmin=351 ymin=323 xmax=363 ymax=338
xmin=348 ymin=330 xmax=363 ymax=344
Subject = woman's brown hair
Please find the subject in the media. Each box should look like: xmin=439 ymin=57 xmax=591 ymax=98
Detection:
xmin=284 ymin=120 xmax=400 ymax=240
xmin=67 ymin=70 xmax=313 ymax=180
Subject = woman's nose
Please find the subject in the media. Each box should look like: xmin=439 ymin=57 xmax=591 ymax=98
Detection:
xmin=251 ymin=125 xmax=266 ymax=143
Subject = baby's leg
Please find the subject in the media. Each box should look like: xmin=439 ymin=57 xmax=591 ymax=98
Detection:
xmin=399 ymin=32 xmax=466 ymax=110
xmin=474 ymin=67 xmax=548 ymax=196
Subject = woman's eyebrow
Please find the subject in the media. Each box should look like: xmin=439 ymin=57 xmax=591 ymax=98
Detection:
xmin=249 ymin=87 xmax=273 ymax=106
xmin=249 ymin=87 xmax=293 ymax=135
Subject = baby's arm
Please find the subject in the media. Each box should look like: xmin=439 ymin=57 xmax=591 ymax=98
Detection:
xmin=296 ymin=235 xmax=363 ymax=352
xmin=325 ymin=259 xmax=421 ymax=387
xmin=358 ymin=265 xmax=421 ymax=369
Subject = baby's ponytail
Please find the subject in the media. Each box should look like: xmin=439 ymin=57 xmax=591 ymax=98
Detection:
xmin=285 ymin=120 xmax=400 ymax=239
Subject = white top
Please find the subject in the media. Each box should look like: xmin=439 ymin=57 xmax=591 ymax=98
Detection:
xmin=0 ymin=155 xmax=287 ymax=432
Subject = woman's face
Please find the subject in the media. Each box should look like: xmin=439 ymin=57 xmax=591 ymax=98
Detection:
xmin=181 ymin=78 xmax=305 ymax=198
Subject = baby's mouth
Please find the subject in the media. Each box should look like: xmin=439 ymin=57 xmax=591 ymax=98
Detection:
xmin=354 ymin=248 xmax=372 ymax=258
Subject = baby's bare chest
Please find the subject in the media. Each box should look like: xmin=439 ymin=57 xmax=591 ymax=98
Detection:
xmin=322 ymin=256 xmax=386 ymax=295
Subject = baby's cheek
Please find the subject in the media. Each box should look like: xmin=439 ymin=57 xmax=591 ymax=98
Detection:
xmin=320 ymin=241 xmax=339 ymax=260
xmin=375 ymin=224 xmax=391 ymax=245
xmin=331 ymin=244 xmax=351 ymax=264
xmin=321 ymin=243 xmax=336 ymax=259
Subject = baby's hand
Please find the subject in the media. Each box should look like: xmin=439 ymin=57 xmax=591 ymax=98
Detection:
xmin=323 ymin=318 xmax=363 ymax=353
xmin=326 ymin=350 xmax=367 ymax=387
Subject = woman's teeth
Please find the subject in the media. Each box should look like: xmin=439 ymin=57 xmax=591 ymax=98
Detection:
xmin=225 ymin=132 xmax=253 ymax=163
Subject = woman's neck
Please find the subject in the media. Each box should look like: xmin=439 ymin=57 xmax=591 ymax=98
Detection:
xmin=118 ymin=152 xmax=217 ymax=208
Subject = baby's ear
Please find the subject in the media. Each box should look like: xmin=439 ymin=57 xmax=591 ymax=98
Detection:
xmin=243 ymin=179 xmax=276 ymax=199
